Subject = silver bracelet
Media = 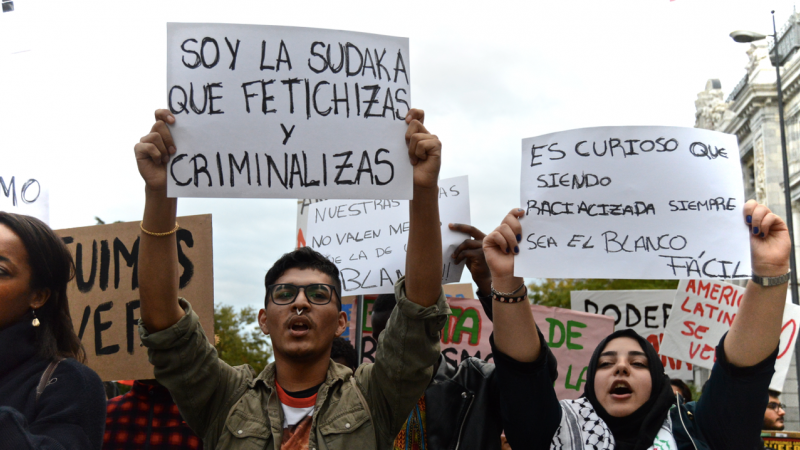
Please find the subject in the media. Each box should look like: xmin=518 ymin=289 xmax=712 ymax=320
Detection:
xmin=491 ymin=282 xmax=526 ymax=297
xmin=752 ymin=269 xmax=791 ymax=287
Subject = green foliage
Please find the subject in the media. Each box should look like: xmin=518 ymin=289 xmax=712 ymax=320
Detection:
xmin=214 ymin=304 xmax=272 ymax=374
xmin=528 ymin=279 xmax=679 ymax=309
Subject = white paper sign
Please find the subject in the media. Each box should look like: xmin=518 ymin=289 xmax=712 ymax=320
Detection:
xmin=570 ymin=290 xmax=693 ymax=380
xmin=166 ymin=23 xmax=412 ymax=199
xmin=307 ymin=176 xmax=471 ymax=296
xmin=0 ymin=174 xmax=49 ymax=224
xmin=659 ymin=280 xmax=800 ymax=392
xmin=0 ymin=0 xmax=32 ymax=56
xmin=516 ymin=126 xmax=750 ymax=280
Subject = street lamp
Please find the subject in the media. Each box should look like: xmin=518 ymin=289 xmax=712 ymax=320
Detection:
xmin=731 ymin=10 xmax=800 ymax=410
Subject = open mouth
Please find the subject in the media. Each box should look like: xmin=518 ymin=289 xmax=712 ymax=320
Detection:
xmin=609 ymin=381 xmax=632 ymax=399
xmin=287 ymin=317 xmax=312 ymax=336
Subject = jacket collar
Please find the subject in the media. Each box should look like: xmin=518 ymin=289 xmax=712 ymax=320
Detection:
xmin=250 ymin=359 xmax=352 ymax=390
xmin=0 ymin=312 xmax=38 ymax=380
xmin=432 ymin=353 xmax=456 ymax=383
xmin=130 ymin=380 xmax=175 ymax=402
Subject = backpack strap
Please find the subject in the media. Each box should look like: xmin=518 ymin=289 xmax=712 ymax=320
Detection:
xmin=36 ymin=358 xmax=64 ymax=403
xmin=349 ymin=376 xmax=378 ymax=444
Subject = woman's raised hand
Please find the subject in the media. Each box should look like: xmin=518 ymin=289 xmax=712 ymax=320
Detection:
xmin=483 ymin=208 xmax=525 ymax=292
xmin=744 ymin=200 xmax=791 ymax=277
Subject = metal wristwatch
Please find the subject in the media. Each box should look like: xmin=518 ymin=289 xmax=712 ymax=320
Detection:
xmin=751 ymin=270 xmax=792 ymax=287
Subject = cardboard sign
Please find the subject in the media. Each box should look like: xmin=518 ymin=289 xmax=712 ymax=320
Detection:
xmin=55 ymin=215 xmax=214 ymax=381
xmin=0 ymin=174 xmax=49 ymax=224
xmin=306 ymin=176 xmax=471 ymax=296
xmin=516 ymin=126 xmax=750 ymax=280
xmin=570 ymin=290 xmax=693 ymax=380
xmin=659 ymin=280 xmax=800 ymax=392
xmin=353 ymin=283 xmax=615 ymax=399
xmin=167 ymin=23 xmax=412 ymax=200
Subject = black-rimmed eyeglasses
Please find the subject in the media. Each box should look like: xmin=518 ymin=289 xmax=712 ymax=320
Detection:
xmin=767 ymin=402 xmax=787 ymax=411
xmin=266 ymin=283 xmax=339 ymax=306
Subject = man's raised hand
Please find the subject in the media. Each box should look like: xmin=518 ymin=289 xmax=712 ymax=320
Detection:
xmin=405 ymin=109 xmax=441 ymax=190
xmin=450 ymin=223 xmax=491 ymax=295
xmin=134 ymin=109 xmax=178 ymax=192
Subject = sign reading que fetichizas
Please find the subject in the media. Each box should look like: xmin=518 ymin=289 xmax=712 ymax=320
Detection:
xmin=166 ymin=23 xmax=412 ymax=200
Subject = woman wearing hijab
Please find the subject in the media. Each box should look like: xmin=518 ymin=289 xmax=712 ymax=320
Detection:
xmin=0 ymin=213 xmax=106 ymax=449
xmin=482 ymin=200 xmax=788 ymax=450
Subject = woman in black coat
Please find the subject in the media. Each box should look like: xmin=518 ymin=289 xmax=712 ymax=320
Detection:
xmin=482 ymin=200 xmax=788 ymax=450
xmin=0 ymin=212 xmax=105 ymax=449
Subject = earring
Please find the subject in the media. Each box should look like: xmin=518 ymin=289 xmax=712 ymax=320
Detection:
xmin=31 ymin=309 xmax=40 ymax=327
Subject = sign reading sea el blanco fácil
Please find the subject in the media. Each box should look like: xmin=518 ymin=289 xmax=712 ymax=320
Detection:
xmin=516 ymin=126 xmax=750 ymax=280
xmin=166 ymin=23 xmax=412 ymax=200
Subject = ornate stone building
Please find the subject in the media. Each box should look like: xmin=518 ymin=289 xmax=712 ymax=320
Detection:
xmin=695 ymin=14 xmax=800 ymax=431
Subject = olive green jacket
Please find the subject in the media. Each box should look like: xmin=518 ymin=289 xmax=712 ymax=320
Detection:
xmin=139 ymin=279 xmax=449 ymax=450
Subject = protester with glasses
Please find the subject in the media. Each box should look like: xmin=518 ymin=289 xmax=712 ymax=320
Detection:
xmin=132 ymin=108 xmax=449 ymax=450
xmin=763 ymin=390 xmax=786 ymax=431
xmin=484 ymin=200 xmax=789 ymax=450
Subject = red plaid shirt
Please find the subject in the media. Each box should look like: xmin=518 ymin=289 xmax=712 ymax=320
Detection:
xmin=103 ymin=381 xmax=202 ymax=450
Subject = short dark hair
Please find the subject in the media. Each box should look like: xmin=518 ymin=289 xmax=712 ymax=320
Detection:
xmin=0 ymin=212 xmax=85 ymax=363
xmin=373 ymin=293 xmax=397 ymax=313
xmin=263 ymin=247 xmax=342 ymax=310
xmin=331 ymin=337 xmax=358 ymax=370
xmin=670 ymin=379 xmax=692 ymax=402
xmin=769 ymin=389 xmax=781 ymax=399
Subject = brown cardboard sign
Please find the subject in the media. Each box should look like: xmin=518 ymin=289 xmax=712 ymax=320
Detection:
xmin=55 ymin=215 xmax=214 ymax=381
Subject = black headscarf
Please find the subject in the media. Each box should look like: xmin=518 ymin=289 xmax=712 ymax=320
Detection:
xmin=583 ymin=329 xmax=676 ymax=450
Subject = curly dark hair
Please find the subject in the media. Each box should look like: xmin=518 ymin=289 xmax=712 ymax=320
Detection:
xmin=263 ymin=246 xmax=342 ymax=311
xmin=331 ymin=337 xmax=358 ymax=370
xmin=0 ymin=212 xmax=85 ymax=363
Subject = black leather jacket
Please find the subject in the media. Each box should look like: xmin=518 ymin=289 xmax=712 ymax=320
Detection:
xmin=425 ymin=353 xmax=502 ymax=450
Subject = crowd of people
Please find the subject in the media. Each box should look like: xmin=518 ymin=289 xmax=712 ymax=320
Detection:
xmin=0 ymin=107 xmax=792 ymax=450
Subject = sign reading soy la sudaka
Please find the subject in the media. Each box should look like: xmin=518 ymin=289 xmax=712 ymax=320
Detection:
xmin=167 ymin=23 xmax=412 ymax=200
xmin=516 ymin=126 xmax=750 ymax=280
xmin=659 ymin=279 xmax=800 ymax=392
xmin=55 ymin=215 xmax=214 ymax=381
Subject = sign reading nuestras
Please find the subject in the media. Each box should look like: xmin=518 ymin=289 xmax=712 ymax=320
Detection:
xmin=516 ymin=126 xmax=750 ymax=280
xmin=570 ymin=290 xmax=693 ymax=380
xmin=306 ymin=176 xmax=471 ymax=296
xmin=0 ymin=173 xmax=48 ymax=224
xmin=659 ymin=279 xmax=800 ymax=392
xmin=353 ymin=284 xmax=615 ymax=400
xmin=56 ymin=215 xmax=214 ymax=381
xmin=167 ymin=23 xmax=412 ymax=200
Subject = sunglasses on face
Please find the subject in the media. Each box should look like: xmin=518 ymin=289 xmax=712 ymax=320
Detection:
xmin=267 ymin=283 xmax=339 ymax=306
xmin=767 ymin=402 xmax=787 ymax=411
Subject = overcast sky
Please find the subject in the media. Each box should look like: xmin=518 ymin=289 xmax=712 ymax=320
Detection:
xmin=0 ymin=0 xmax=794 ymax=311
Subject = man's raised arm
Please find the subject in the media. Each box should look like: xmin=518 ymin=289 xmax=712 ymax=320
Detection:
xmin=134 ymin=109 xmax=184 ymax=332
xmin=404 ymin=108 xmax=442 ymax=307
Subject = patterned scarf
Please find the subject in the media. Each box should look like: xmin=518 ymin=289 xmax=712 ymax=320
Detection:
xmin=551 ymin=397 xmax=677 ymax=450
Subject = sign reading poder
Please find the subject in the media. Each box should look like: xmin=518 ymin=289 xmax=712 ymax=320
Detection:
xmin=516 ymin=126 xmax=750 ymax=279
xmin=167 ymin=23 xmax=412 ymax=199
xmin=571 ymin=290 xmax=692 ymax=379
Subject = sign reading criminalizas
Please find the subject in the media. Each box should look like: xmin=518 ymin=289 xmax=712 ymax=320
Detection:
xmin=516 ymin=126 xmax=751 ymax=280
xmin=166 ymin=23 xmax=412 ymax=200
